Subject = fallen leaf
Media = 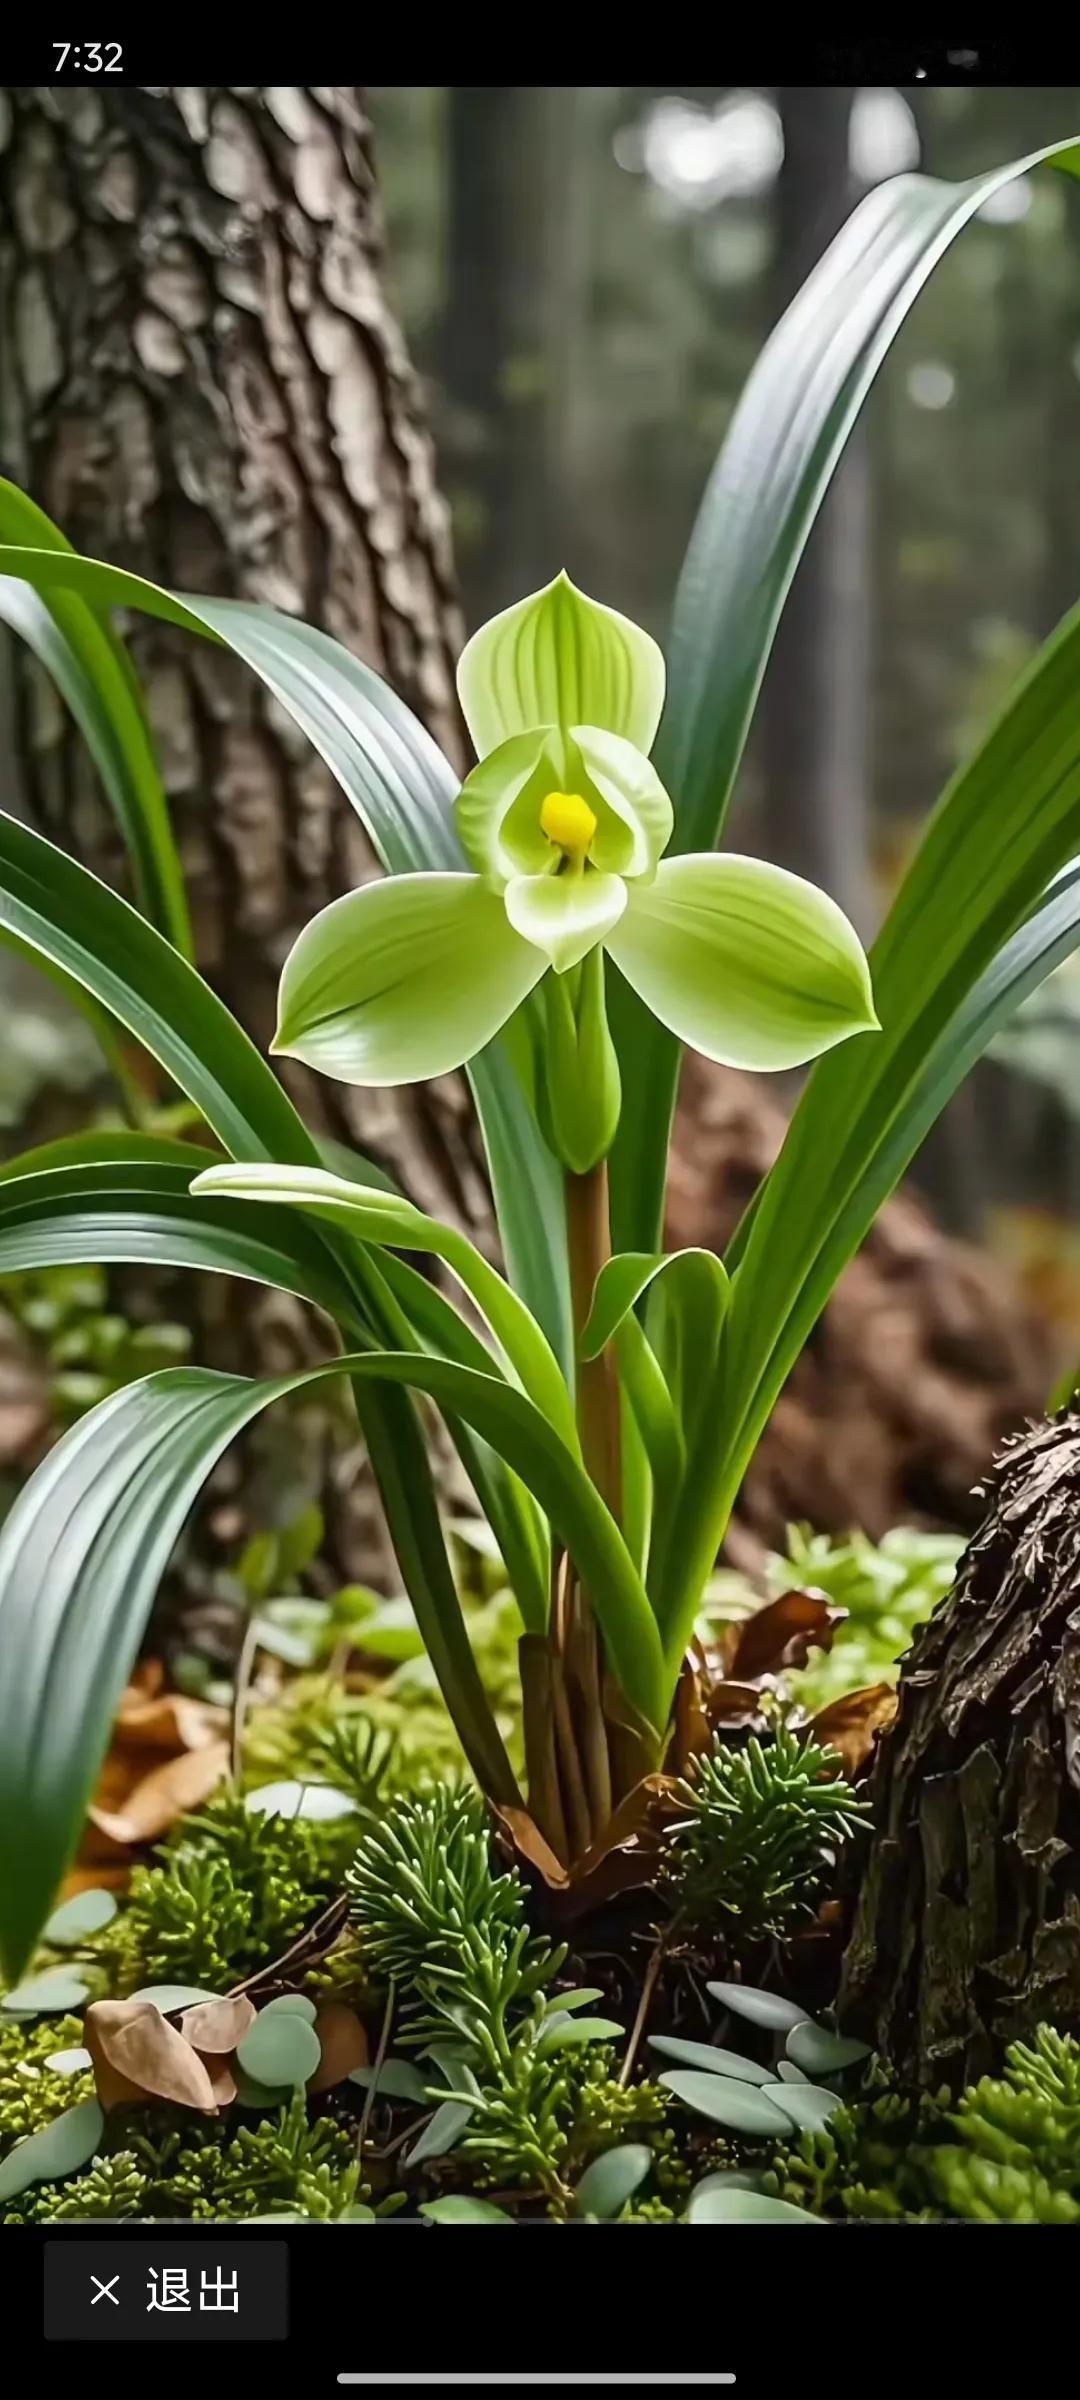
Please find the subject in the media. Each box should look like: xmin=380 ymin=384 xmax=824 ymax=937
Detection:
xmin=729 ymin=1589 xmax=846 ymax=1681
xmin=307 ymin=2004 xmax=370 ymax=2093
xmin=61 ymin=1669 xmax=230 ymax=1897
xmin=179 ymin=1994 xmax=257 ymax=2056
xmin=206 ymin=2057 xmax=238 ymax=2107
xmin=808 ymin=1683 xmax=897 ymax=1777
xmin=494 ymin=1776 xmax=680 ymax=1921
xmin=88 ymin=1741 xmax=229 ymax=1846
xmin=85 ymin=1999 xmax=220 ymax=2114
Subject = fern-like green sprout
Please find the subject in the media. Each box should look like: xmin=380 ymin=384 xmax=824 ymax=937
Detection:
xmin=348 ymin=1786 xmax=663 ymax=2205
xmin=662 ymin=1725 xmax=870 ymax=1941
xmin=346 ymin=1785 xmax=539 ymax=1992
xmin=105 ymin=1792 xmax=361 ymax=1991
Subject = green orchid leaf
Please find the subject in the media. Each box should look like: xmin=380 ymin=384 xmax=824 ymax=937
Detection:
xmin=657 ymin=605 xmax=1080 ymax=1657
xmin=0 ymin=516 xmax=573 ymax=1373
xmin=0 ymin=1149 xmax=372 ymax=1336
xmin=0 ymin=1134 xmax=550 ymax=1642
xmin=0 ymin=819 xmax=518 ymax=1849
xmin=608 ymin=853 xmax=877 ymax=1073
xmin=274 ymin=870 xmax=544 ymax=1087
xmin=457 ymin=569 xmax=665 ymax=760
xmin=189 ymin=1160 xmax=577 ymax=1458
xmin=0 ymin=1346 xmax=665 ymax=1977
xmin=0 ymin=482 xmax=191 ymax=958
xmin=609 ymin=133 xmax=1080 ymax=1261
xmin=580 ymin=1248 xmax=729 ymax=1363
xmin=504 ymin=866 xmax=627 ymax=975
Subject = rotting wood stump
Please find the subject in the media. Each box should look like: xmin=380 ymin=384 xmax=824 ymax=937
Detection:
xmin=838 ymin=1413 xmax=1080 ymax=2087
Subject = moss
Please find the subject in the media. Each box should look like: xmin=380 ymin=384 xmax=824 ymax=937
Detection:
xmin=5 ymin=2094 xmax=365 ymax=2225
xmin=105 ymin=1793 xmax=361 ymax=1992
xmin=0 ymin=2013 xmax=93 ymax=2155
xmin=769 ymin=2028 xmax=1080 ymax=2221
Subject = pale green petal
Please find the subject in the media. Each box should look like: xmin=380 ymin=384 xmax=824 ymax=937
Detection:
xmin=455 ymin=728 xmax=556 ymax=881
xmin=607 ymin=854 xmax=878 ymax=1071
xmin=572 ymin=726 xmax=674 ymax=879
xmin=457 ymin=572 xmax=666 ymax=760
xmin=274 ymin=872 xmax=545 ymax=1086
xmin=504 ymin=868 xmax=627 ymax=975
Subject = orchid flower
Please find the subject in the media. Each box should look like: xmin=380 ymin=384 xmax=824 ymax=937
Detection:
xmin=273 ymin=574 xmax=877 ymax=1094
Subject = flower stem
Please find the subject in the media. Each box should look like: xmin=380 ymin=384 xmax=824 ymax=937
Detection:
xmin=566 ymin=1159 xmax=621 ymax=1521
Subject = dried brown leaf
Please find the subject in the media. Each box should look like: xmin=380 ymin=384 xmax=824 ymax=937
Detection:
xmin=88 ymin=1740 xmax=229 ymax=1846
xmin=179 ymin=1994 xmax=256 ymax=2055
xmin=85 ymin=1999 xmax=220 ymax=2114
xmin=729 ymin=1588 xmax=846 ymax=1681
xmin=808 ymin=1682 xmax=898 ymax=1777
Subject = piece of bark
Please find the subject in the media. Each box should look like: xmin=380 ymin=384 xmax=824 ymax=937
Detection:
xmin=838 ymin=1413 xmax=1080 ymax=2084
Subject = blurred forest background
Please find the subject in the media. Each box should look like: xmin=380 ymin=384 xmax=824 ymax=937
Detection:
xmin=2 ymin=81 xmax=1080 ymax=1573
xmin=370 ymin=83 xmax=1080 ymax=1330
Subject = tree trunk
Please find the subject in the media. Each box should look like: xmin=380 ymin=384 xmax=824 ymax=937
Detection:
xmin=838 ymin=1414 xmax=1080 ymax=2086
xmin=0 ymin=85 xmax=483 ymax=1574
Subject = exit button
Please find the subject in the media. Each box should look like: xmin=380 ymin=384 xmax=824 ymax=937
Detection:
xmin=44 ymin=2241 xmax=288 ymax=2340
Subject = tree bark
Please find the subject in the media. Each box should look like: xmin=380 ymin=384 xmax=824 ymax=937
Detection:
xmin=838 ymin=1414 xmax=1080 ymax=2086
xmin=0 ymin=85 xmax=484 ymax=1573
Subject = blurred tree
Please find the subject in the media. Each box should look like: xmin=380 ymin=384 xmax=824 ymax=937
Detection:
xmin=0 ymin=84 xmax=484 ymax=1573
xmin=0 ymin=84 xmax=484 ymax=1230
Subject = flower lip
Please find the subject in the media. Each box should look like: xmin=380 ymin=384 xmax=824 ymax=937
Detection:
xmin=539 ymin=789 xmax=598 ymax=862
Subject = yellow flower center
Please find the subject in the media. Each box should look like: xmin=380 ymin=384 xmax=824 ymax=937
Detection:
xmin=539 ymin=789 xmax=597 ymax=866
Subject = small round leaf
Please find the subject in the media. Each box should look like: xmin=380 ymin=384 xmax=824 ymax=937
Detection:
xmin=43 ymin=2046 xmax=93 ymax=2076
xmin=0 ymin=2099 xmax=104 ymax=2201
xmin=658 ymin=2071 xmax=794 ymax=2136
xmin=421 ymin=2196 xmax=512 ymax=2223
xmin=647 ymin=2036 xmax=771 ymax=2084
xmin=706 ymin=1981 xmax=810 ymax=2034
xmin=785 ymin=2022 xmax=872 ymax=2076
xmin=244 ymin=1781 xmax=358 ymax=1822
xmin=43 ymin=1889 xmax=118 ymax=1945
xmin=760 ymin=2079 xmax=841 ymax=2132
xmin=573 ymin=2143 xmax=652 ymax=2220
xmin=258 ymin=1993 xmax=318 ymax=2024
xmin=685 ymin=2186 xmax=821 ymax=2225
xmin=2 ymin=1966 xmax=90 ymax=2016
xmin=237 ymin=2009 xmax=322 ymax=2090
